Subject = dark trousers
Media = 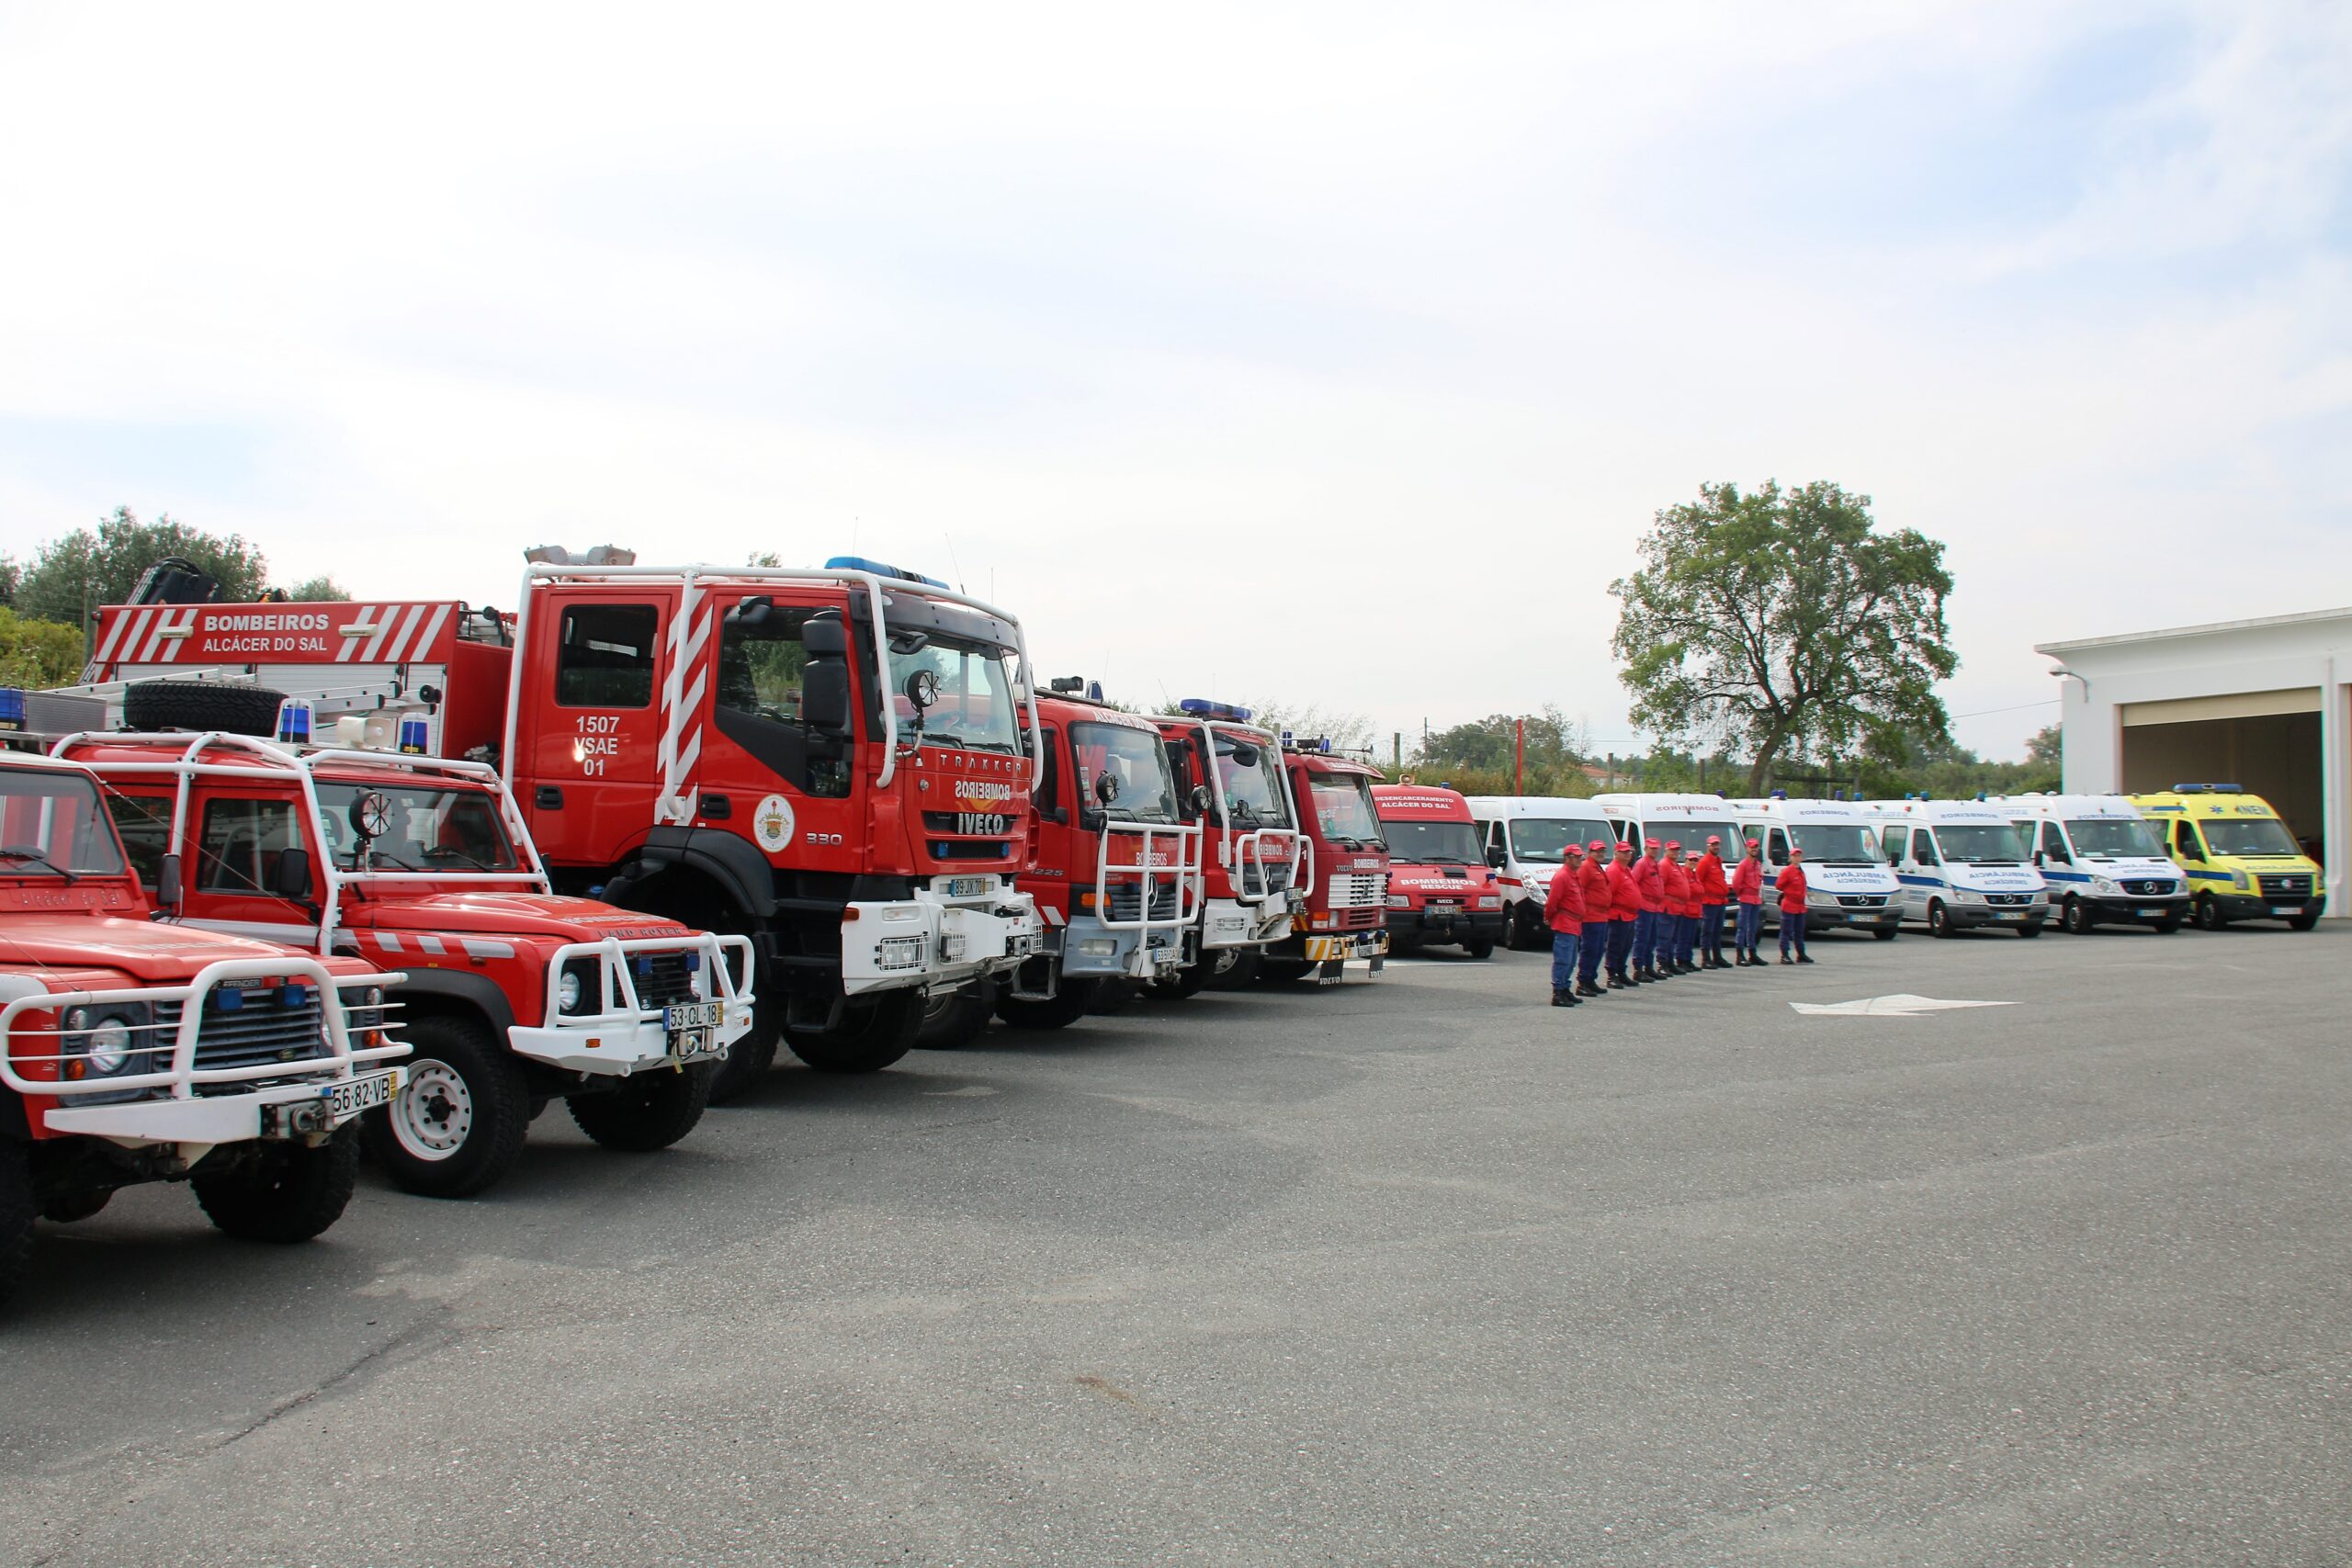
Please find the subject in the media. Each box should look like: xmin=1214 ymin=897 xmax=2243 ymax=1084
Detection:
xmin=1608 ymin=917 xmax=1635 ymax=976
xmin=1675 ymin=914 xmax=1698 ymax=964
xmin=1631 ymin=908 xmax=1660 ymax=969
xmin=1700 ymin=903 xmax=1725 ymax=958
xmin=1780 ymin=908 xmax=1809 ymax=956
xmin=1549 ymin=931 xmax=1579 ymax=992
xmin=1735 ymin=902 xmax=1762 ymax=952
xmin=1577 ymin=925 xmax=1606 ymax=987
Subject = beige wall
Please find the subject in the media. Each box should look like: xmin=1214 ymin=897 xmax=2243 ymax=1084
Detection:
xmin=2121 ymin=712 xmax=2326 ymax=852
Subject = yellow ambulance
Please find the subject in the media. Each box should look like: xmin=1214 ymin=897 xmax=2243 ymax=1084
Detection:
xmin=2127 ymin=784 xmax=2324 ymax=931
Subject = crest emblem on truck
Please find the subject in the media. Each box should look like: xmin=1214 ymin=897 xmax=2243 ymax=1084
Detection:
xmin=754 ymin=794 xmax=797 ymax=852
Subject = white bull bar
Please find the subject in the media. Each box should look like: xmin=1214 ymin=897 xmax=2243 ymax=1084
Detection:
xmin=1094 ymin=820 xmax=1203 ymax=977
xmin=840 ymin=875 xmax=1044 ymax=998
xmin=0 ymin=958 xmax=410 ymax=1146
xmin=513 ymin=932 xmax=756 ymax=1074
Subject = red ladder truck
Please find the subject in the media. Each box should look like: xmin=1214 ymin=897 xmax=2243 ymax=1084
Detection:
xmin=1152 ymin=700 xmax=1304 ymax=990
xmin=68 ymin=549 xmax=1046 ymax=1099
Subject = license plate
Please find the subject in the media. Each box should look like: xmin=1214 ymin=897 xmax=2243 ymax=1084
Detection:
xmin=1995 ymin=911 xmax=2025 ymax=920
xmin=2139 ymin=908 xmax=2165 ymax=918
xmin=945 ymin=876 xmax=989 ymax=898
xmin=323 ymin=1070 xmax=396 ymax=1122
xmin=2273 ymin=905 xmax=2301 ymax=916
xmin=665 ymin=1000 xmax=721 ymax=1032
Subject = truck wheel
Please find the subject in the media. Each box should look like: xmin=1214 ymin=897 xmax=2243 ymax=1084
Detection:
xmin=707 ymin=989 xmax=780 ymax=1104
xmin=2017 ymin=921 xmax=2045 ymax=939
xmin=1463 ymin=939 xmax=1496 ymax=961
xmin=1151 ymin=964 xmax=1213 ymax=999
xmin=364 ymin=1014 xmax=532 ymax=1198
xmin=0 ymin=1140 xmax=32 ymax=1310
xmin=1204 ymin=950 xmax=1261 ymax=991
xmin=1255 ymin=958 xmax=1316 ymax=984
xmin=917 ymin=981 xmax=997 ymax=1049
xmin=568 ymin=1063 xmax=714 ymax=1152
xmin=995 ymin=976 xmax=1102 ymax=1031
xmin=123 ymin=680 xmax=288 ymax=738
xmin=192 ymin=1125 xmax=361 ymax=1243
xmin=1872 ymin=926 xmax=1899 ymax=942
xmin=40 ymin=1189 xmax=111 ymax=1224
xmin=2290 ymin=908 xmax=2321 ymax=931
xmin=2194 ymin=894 xmax=2227 ymax=931
xmin=2062 ymin=896 xmax=2095 ymax=934
xmin=1927 ymin=900 xmax=1953 ymax=938
xmin=789 ymin=989 xmax=922 ymax=1073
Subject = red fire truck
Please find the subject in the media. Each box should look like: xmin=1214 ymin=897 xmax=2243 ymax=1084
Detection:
xmin=1152 ymin=700 xmax=1303 ymax=990
xmin=0 ymin=752 xmax=406 ymax=1305
xmin=56 ymin=730 xmax=753 ymax=1198
xmin=1370 ymin=784 xmax=1503 ymax=958
xmin=1262 ymin=737 xmax=1392 ymax=983
xmin=71 ymin=550 xmax=1046 ymax=1100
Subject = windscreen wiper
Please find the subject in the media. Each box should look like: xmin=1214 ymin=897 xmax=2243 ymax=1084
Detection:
xmin=0 ymin=846 xmax=76 ymax=883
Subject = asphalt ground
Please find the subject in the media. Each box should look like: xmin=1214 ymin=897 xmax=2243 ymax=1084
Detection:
xmin=6 ymin=921 xmax=2348 ymax=1566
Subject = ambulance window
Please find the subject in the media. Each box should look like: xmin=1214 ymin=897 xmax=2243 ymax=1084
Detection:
xmin=1767 ymin=829 xmax=1790 ymax=866
xmin=2041 ymin=821 xmax=2072 ymax=863
xmin=1913 ymin=829 xmax=1940 ymax=866
xmin=556 ymin=604 xmax=658 ymax=708
xmin=198 ymin=797 xmax=300 ymax=897
xmin=105 ymin=794 xmax=174 ymax=887
xmin=1883 ymin=829 xmax=1902 ymax=865
xmin=2174 ymin=821 xmax=2205 ymax=860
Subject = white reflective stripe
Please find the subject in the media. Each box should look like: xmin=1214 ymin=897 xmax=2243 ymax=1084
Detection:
xmin=409 ymin=603 xmax=453 ymax=662
xmin=461 ymin=939 xmax=516 ymax=959
xmin=93 ymin=607 xmax=140 ymax=663
xmin=336 ymin=605 xmax=384 ymax=662
xmin=1042 ymin=908 xmax=1066 ymax=926
xmin=413 ymin=933 xmax=447 ymax=954
xmin=157 ymin=607 xmax=199 ymax=661
xmin=379 ymin=604 xmax=429 ymax=664
xmin=376 ymin=931 xmax=403 ymax=953
xmin=359 ymin=604 xmax=403 ymax=662
xmin=135 ymin=608 xmax=176 ymax=662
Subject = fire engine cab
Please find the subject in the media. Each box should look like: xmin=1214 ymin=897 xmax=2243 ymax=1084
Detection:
xmin=1153 ymin=700 xmax=1303 ymax=990
xmin=70 ymin=550 xmax=1046 ymax=1100
xmin=0 ymin=752 xmax=406 ymax=1306
xmin=57 ymin=728 xmax=753 ymax=1198
xmin=1262 ymin=737 xmax=1391 ymax=983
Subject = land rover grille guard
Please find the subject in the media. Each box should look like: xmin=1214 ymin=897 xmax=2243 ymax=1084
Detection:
xmin=537 ymin=932 xmax=756 ymax=1029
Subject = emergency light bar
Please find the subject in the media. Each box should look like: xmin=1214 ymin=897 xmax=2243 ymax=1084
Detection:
xmin=824 ymin=555 xmax=950 ymax=590
xmin=1178 ymin=698 xmax=1253 ymax=722
xmin=2173 ymin=782 xmax=2243 ymax=793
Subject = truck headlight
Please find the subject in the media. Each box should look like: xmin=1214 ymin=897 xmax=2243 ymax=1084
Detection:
xmin=2091 ymin=876 xmax=2120 ymax=896
xmin=559 ymin=960 xmax=599 ymax=1015
xmin=1951 ymin=888 xmax=1984 ymax=904
xmin=1385 ymin=894 xmax=1408 ymax=908
xmin=1476 ymin=896 xmax=1501 ymax=910
xmin=84 ymin=1017 xmax=134 ymax=1076
xmin=2231 ymin=869 xmax=2249 ymax=889
xmin=62 ymin=1003 xmax=152 ymax=1079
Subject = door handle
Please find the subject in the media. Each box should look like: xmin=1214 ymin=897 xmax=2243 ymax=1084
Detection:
xmin=700 ymin=793 xmax=731 ymax=819
xmin=535 ymin=785 xmax=564 ymax=809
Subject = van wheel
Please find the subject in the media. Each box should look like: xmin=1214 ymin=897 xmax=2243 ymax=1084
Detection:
xmin=995 ymin=976 xmax=1102 ymax=1031
xmin=1509 ymin=905 xmax=1547 ymax=953
xmin=2062 ymin=896 xmax=2096 ymax=934
xmin=567 ymin=1063 xmax=714 ymax=1152
xmin=789 ymin=989 xmax=923 ymax=1072
xmin=2194 ymin=894 xmax=2227 ymax=931
xmin=2154 ymin=913 xmax=2183 ymax=933
xmin=2289 ymin=908 xmax=2321 ymax=931
xmin=2017 ymin=921 xmax=2045 ymax=939
xmin=1463 ymin=939 xmax=1495 ymax=960
xmin=364 ymin=1014 xmax=532 ymax=1198
xmin=0 ymin=1140 xmax=33 ymax=1311
xmin=1871 ymin=926 xmax=1898 ymax=942
xmin=1927 ymin=900 xmax=1953 ymax=938
xmin=192 ymin=1125 xmax=361 ymax=1243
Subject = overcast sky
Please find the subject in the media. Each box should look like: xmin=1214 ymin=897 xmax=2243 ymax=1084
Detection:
xmin=2 ymin=2 xmax=2346 ymax=761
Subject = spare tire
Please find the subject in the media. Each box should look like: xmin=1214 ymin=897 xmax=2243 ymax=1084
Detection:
xmin=123 ymin=681 xmax=287 ymax=738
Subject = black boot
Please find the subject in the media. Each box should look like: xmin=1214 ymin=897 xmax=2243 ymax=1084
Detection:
xmin=1607 ymin=973 xmax=1628 ymax=990
xmin=1551 ymin=987 xmax=1579 ymax=1007
xmin=1576 ymin=981 xmax=1603 ymax=998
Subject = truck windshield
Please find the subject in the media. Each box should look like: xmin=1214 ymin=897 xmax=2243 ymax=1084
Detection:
xmin=0 ymin=770 xmax=127 ymax=876
xmin=890 ymin=636 xmax=1023 ymax=756
xmin=2199 ymin=817 xmax=2302 ymax=857
xmin=315 ymin=783 xmax=523 ymax=873
xmin=1934 ymin=824 xmax=2028 ymax=863
xmin=1306 ymin=775 xmax=1382 ymax=848
xmin=1214 ymin=733 xmax=1291 ymax=828
xmin=1381 ymin=818 xmax=1483 ymax=865
xmin=1071 ymin=722 xmax=1177 ymax=823
xmin=1789 ymin=824 xmax=1879 ymax=864
xmin=2063 ymin=818 xmax=2162 ymax=858
xmin=1509 ymin=819 xmax=1606 ymax=863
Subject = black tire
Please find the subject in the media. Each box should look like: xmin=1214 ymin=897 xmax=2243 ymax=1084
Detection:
xmin=1152 ymin=963 xmax=1214 ymax=999
xmin=2062 ymin=896 xmax=2095 ymax=935
xmin=788 ymin=988 xmax=923 ymax=1072
xmin=1204 ymin=949 xmax=1261 ymax=990
xmin=123 ymin=680 xmax=287 ymax=738
xmin=1927 ymin=900 xmax=1953 ymax=938
xmin=2289 ymin=909 xmax=2322 ymax=931
xmin=994 ymin=976 xmax=1102 ymax=1031
xmin=2154 ymin=913 xmax=2183 ymax=933
xmin=567 ymin=1063 xmax=715 ymax=1152
xmin=2194 ymin=894 xmax=2227 ymax=931
xmin=1508 ymin=904 xmax=1547 ymax=953
xmin=707 ymin=987 xmax=781 ymax=1104
xmin=0 ymin=1139 xmax=31 ymax=1311
xmin=363 ymin=1014 xmax=532 ymax=1198
xmin=1256 ymin=958 xmax=1316 ymax=984
xmin=40 ymin=1188 xmax=111 ymax=1224
xmin=192 ymin=1125 xmax=361 ymax=1243
xmin=2017 ymin=922 xmax=2045 ymax=939
xmin=1871 ymin=925 xmax=1899 ymax=942
xmin=917 ymin=981 xmax=997 ymax=1049
xmin=1463 ymin=939 xmax=1496 ymax=960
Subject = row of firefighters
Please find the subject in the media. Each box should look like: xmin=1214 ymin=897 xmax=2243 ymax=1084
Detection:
xmin=1533 ymin=835 xmax=1820 ymax=1008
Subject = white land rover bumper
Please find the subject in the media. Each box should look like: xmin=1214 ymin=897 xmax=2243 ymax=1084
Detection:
xmin=508 ymin=933 xmax=758 ymax=1075
xmin=0 ymin=957 xmax=410 ymax=1149
xmin=841 ymin=874 xmax=1044 ymax=998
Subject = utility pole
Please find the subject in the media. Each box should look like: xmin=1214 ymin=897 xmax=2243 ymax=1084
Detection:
xmin=1513 ymin=717 xmax=1525 ymax=795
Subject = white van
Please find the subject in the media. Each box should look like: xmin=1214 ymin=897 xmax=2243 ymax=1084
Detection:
xmin=1861 ymin=799 xmax=2050 ymax=938
xmin=1724 ymin=796 xmax=1903 ymax=940
xmin=1464 ymin=795 xmax=1614 ymax=953
xmin=1994 ymin=795 xmax=2188 ymax=934
xmin=1591 ymin=793 xmax=1744 ymax=863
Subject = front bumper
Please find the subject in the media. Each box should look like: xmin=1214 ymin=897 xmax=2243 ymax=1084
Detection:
xmin=2082 ymin=894 xmax=2192 ymax=923
xmin=510 ymin=934 xmax=757 ymax=1075
xmin=1297 ymin=929 xmax=1391 ymax=963
xmin=2203 ymin=890 xmax=2325 ymax=922
xmin=40 ymin=1066 xmax=409 ymax=1146
xmin=841 ymin=877 xmax=1045 ymax=997
xmin=1945 ymin=903 xmax=2048 ymax=930
xmin=1057 ymin=913 xmax=1185 ymax=980
xmin=1200 ymin=895 xmax=1297 ymax=951
xmin=1385 ymin=907 xmax=1506 ymax=945
xmin=1806 ymin=903 xmax=1903 ymax=931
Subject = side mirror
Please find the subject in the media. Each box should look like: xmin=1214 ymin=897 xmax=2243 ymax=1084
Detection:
xmin=803 ymin=662 xmax=852 ymax=736
xmin=1094 ymin=771 xmax=1120 ymax=807
xmin=903 ymin=668 xmax=940 ymax=711
xmin=1485 ymin=846 xmax=1506 ymax=868
xmin=801 ymin=614 xmax=847 ymax=657
xmin=1228 ymin=742 xmax=1260 ymax=769
xmin=728 ymin=594 xmax=775 ymax=629
xmin=274 ymin=846 xmax=314 ymax=903
xmin=158 ymin=852 xmax=183 ymax=910
xmin=2031 ymin=850 xmax=2046 ymax=865
xmin=1189 ymin=784 xmax=1212 ymax=816
xmin=349 ymin=791 xmax=394 ymax=842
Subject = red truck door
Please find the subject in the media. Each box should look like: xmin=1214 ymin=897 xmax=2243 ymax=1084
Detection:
xmin=512 ymin=592 xmax=672 ymax=865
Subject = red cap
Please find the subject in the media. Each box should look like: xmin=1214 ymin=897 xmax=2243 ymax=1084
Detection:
xmin=1589 ymin=839 xmax=1610 ymax=852
xmin=1707 ymin=834 xmax=1722 ymax=845
xmin=1745 ymin=837 xmax=1760 ymax=849
xmin=1564 ymin=842 xmax=1584 ymax=856
xmin=1665 ymin=840 xmax=1681 ymax=852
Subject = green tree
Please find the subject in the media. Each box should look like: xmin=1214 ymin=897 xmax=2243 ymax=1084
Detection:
xmin=0 ymin=609 xmax=91 ymax=687
xmin=278 ymin=575 xmax=350 ymax=602
xmin=2026 ymin=722 xmax=2061 ymax=768
xmin=1611 ymin=480 xmax=1956 ymax=795
xmin=16 ymin=507 xmax=270 ymax=629
xmin=0 ymin=558 xmax=19 ymax=608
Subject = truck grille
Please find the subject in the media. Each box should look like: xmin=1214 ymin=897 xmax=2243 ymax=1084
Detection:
xmin=1239 ymin=861 xmax=1295 ymax=897
xmin=625 ymin=952 xmax=704 ymax=1010
xmin=928 ymin=839 xmax=1013 ymax=860
xmin=1327 ymin=873 xmax=1387 ymax=910
xmin=156 ymin=995 xmax=329 ymax=1092
xmin=1335 ymin=906 xmax=1381 ymax=931
xmin=2257 ymin=874 xmax=2313 ymax=899
xmin=2120 ymin=878 xmax=2177 ymax=897
xmin=1104 ymin=882 xmax=1182 ymax=923
xmin=1835 ymin=895 xmax=1888 ymax=908
xmin=1985 ymin=893 xmax=2035 ymax=908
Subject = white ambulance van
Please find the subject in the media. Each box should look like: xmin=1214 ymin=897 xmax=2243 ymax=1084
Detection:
xmin=1725 ymin=795 xmax=1904 ymax=940
xmin=1464 ymin=795 xmax=1614 ymax=952
xmin=1995 ymin=795 xmax=2188 ymax=934
xmin=1862 ymin=799 xmax=2050 ymax=938
xmin=1591 ymin=793 xmax=1744 ymax=862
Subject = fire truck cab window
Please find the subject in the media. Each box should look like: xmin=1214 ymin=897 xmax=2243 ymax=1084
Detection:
xmin=556 ymin=604 xmax=658 ymax=708
xmin=712 ymin=598 xmax=852 ymax=798
xmin=104 ymin=794 xmax=174 ymax=887
xmin=198 ymin=797 xmax=300 ymax=896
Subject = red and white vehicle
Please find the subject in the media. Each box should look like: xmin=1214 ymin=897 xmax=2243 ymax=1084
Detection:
xmin=1262 ymin=738 xmax=1391 ymax=984
xmin=0 ymin=753 xmax=405 ymax=1306
xmin=1152 ymin=700 xmax=1304 ymax=990
xmin=70 ymin=549 xmax=1046 ymax=1100
xmin=1371 ymin=784 xmax=1503 ymax=958
xmin=56 ymin=729 xmax=753 ymax=1198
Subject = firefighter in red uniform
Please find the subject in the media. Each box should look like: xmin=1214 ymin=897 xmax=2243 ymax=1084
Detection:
xmin=1605 ymin=840 xmax=1642 ymax=987
xmin=1632 ymin=840 xmax=1668 ymax=982
xmin=1661 ymin=842 xmax=1696 ymax=975
xmin=1693 ymin=835 xmax=1730 ymax=968
xmin=1543 ymin=841 xmax=1588 ymax=1007
xmin=1777 ymin=846 xmax=1814 ymax=964
xmin=1731 ymin=837 xmax=1767 ymax=965
xmin=1575 ymin=839 xmax=1614 ymax=998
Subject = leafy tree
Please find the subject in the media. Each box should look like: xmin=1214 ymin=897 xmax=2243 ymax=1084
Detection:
xmin=0 ymin=558 xmax=18 ymax=608
xmin=279 ymin=575 xmax=350 ymax=602
xmin=2026 ymin=723 xmax=2061 ymax=768
xmin=16 ymin=507 xmax=269 ymax=629
xmin=0 ymin=610 xmax=90 ymax=688
xmin=1611 ymin=480 xmax=1956 ymax=795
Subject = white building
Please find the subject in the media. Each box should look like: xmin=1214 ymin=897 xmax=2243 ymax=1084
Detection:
xmin=2036 ymin=607 xmax=2348 ymax=916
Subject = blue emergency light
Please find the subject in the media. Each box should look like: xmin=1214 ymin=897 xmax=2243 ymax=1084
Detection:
xmin=0 ymin=688 xmax=23 ymax=732
xmin=276 ymin=698 xmax=313 ymax=744
xmin=1088 ymin=682 xmax=1103 ymax=702
xmin=1179 ymin=698 xmax=1255 ymax=722
xmin=1770 ymin=788 xmax=1787 ymax=800
xmin=825 ymin=555 xmax=950 ymax=590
